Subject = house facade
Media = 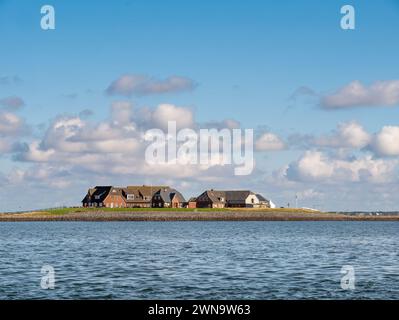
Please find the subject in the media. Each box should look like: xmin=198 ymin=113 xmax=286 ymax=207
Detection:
xmin=82 ymin=186 xmax=112 ymax=207
xmin=256 ymin=194 xmax=272 ymax=208
xmin=193 ymin=190 xmax=272 ymax=208
xmin=103 ymin=187 xmax=127 ymax=208
xmin=225 ymin=191 xmax=260 ymax=208
xmin=187 ymin=197 xmax=197 ymax=209
xmin=196 ymin=190 xmax=226 ymax=208
xmin=82 ymin=185 xmax=273 ymax=209
xmin=82 ymin=185 xmax=185 ymax=208
xmin=124 ymin=185 xmax=167 ymax=208
xmin=151 ymin=187 xmax=186 ymax=208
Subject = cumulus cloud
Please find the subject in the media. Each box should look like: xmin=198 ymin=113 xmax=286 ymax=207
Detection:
xmin=0 ymin=139 xmax=12 ymax=153
xmin=6 ymin=164 xmax=73 ymax=189
xmin=297 ymin=188 xmax=324 ymax=200
xmin=0 ymin=111 xmax=29 ymax=158
xmin=321 ymin=80 xmax=399 ymax=109
xmin=255 ymin=133 xmax=285 ymax=151
xmin=0 ymin=96 xmax=25 ymax=110
xmin=0 ymin=112 xmax=27 ymax=136
xmin=16 ymin=141 xmax=55 ymax=162
xmin=203 ymin=119 xmax=241 ymax=130
xmin=370 ymin=126 xmax=399 ymax=157
xmin=286 ymin=150 xmax=397 ymax=184
xmin=150 ymin=103 xmax=194 ymax=130
xmin=14 ymin=102 xmax=243 ymax=187
xmin=313 ymin=121 xmax=371 ymax=149
xmin=33 ymin=115 xmax=141 ymax=156
xmin=106 ymin=74 xmax=196 ymax=96
xmin=286 ymin=151 xmax=334 ymax=181
xmin=111 ymin=101 xmax=134 ymax=126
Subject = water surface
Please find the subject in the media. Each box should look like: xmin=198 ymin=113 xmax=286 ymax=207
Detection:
xmin=0 ymin=221 xmax=398 ymax=299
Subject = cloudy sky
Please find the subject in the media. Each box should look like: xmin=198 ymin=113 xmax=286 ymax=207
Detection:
xmin=1 ymin=0 xmax=399 ymax=212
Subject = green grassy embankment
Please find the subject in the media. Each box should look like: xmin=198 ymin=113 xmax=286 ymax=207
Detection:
xmin=1 ymin=207 xmax=398 ymax=221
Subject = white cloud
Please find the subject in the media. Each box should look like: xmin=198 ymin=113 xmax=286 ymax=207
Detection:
xmin=0 ymin=139 xmax=11 ymax=153
xmin=313 ymin=121 xmax=371 ymax=149
xmin=111 ymin=101 xmax=134 ymax=126
xmin=15 ymin=102 xmax=243 ymax=188
xmin=286 ymin=150 xmax=397 ymax=183
xmin=20 ymin=141 xmax=55 ymax=162
xmin=297 ymin=188 xmax=324 ymax=200
xmin=203 ymin=119 xmax=241 ymax=130
xmin=42 ymin=117 xmax=87 ymax=153
xmin=370 ymin=126 xmax=399 ymax=156
xmin=321 ymin=80 xmax=399 ymax=109
xmin=0 ymin=111 xmax=28 ymax=158
xmin=151 ymin=103 xmax=194 ymax=130
xmin=6 ymin=165 xmax=73 ymax=189
xmin=255 ymin=133 xmax=285 ymax=151
xmin=286 ymin=151 xmax=334 ymax=181
xmin=106 ymin=74 xmax=196 ymax=96
xmin=0 ymin=111 xmax=26 ymax=136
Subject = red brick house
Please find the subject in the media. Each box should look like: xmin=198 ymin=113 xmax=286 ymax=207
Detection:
xmin=124 ymin=185 xmax=167 ymax=208
xmin=82 ymin=185 xmax=169 ymax=208
xmin=187 ymin=197 xmax=197 ymax=209
xmin=196 ymin=190 xmax=226 ymax=208
xmin=103 ymin=187 xmax=127 ymax=208
xmin=193 ymin=190 xmax=272 ymax=208
xmin=151 ymin=187 xmax=186 ymax=208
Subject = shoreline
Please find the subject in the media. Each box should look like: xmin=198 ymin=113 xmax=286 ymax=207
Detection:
xmin=1 ymin=209 xmax=399 ymax=222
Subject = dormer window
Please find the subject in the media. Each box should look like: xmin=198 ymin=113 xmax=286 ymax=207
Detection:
xmin=127 ymin=194 xmax=135 ymax=200
xmin=94 ymin=195 xmax=100 ymax=200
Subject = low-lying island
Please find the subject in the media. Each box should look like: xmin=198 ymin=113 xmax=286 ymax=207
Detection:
xmin=1 ymin=208 xmax=398 ymax=221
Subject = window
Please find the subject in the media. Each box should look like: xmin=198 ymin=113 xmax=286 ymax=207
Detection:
xmin=127 ymin=194 xmax=135 ymax=200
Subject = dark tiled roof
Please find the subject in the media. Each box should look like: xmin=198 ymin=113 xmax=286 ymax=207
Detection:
xmin=124 ymin=185 xmax=168 ymax=202
xmin=196 ymin=190 xmax=268 ymax=204
xmin=108 ymin=187 xmax=126 ymax=197
xmin=256 ymin=194 xmax=269 ymax=202
xmin=225 ymin=190 xmax=252 ymax=202
xmin=170 ymin=190 xmax=186 ymax=203
xmin=155 ymin=187 xmax=186 ymax=203
xmin=205 ymin=190 xmax=226 ymax=203
xmin=82 ymin=186 xmax=112 ymax=203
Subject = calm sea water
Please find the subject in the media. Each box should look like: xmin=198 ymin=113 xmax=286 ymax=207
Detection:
xmin=0 ymin=221 xmax=398 ymax=299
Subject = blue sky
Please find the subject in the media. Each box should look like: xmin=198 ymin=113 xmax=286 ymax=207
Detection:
xmin=1 ymin=0 xmax=399 ymax=211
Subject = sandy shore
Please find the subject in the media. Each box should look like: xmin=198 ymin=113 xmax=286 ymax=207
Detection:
xmin=0 ymin=210 xmax=398 ymax=221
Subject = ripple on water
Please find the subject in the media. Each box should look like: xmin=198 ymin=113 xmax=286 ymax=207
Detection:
xmin=0 ymin=221 xmax=398 ymax=299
